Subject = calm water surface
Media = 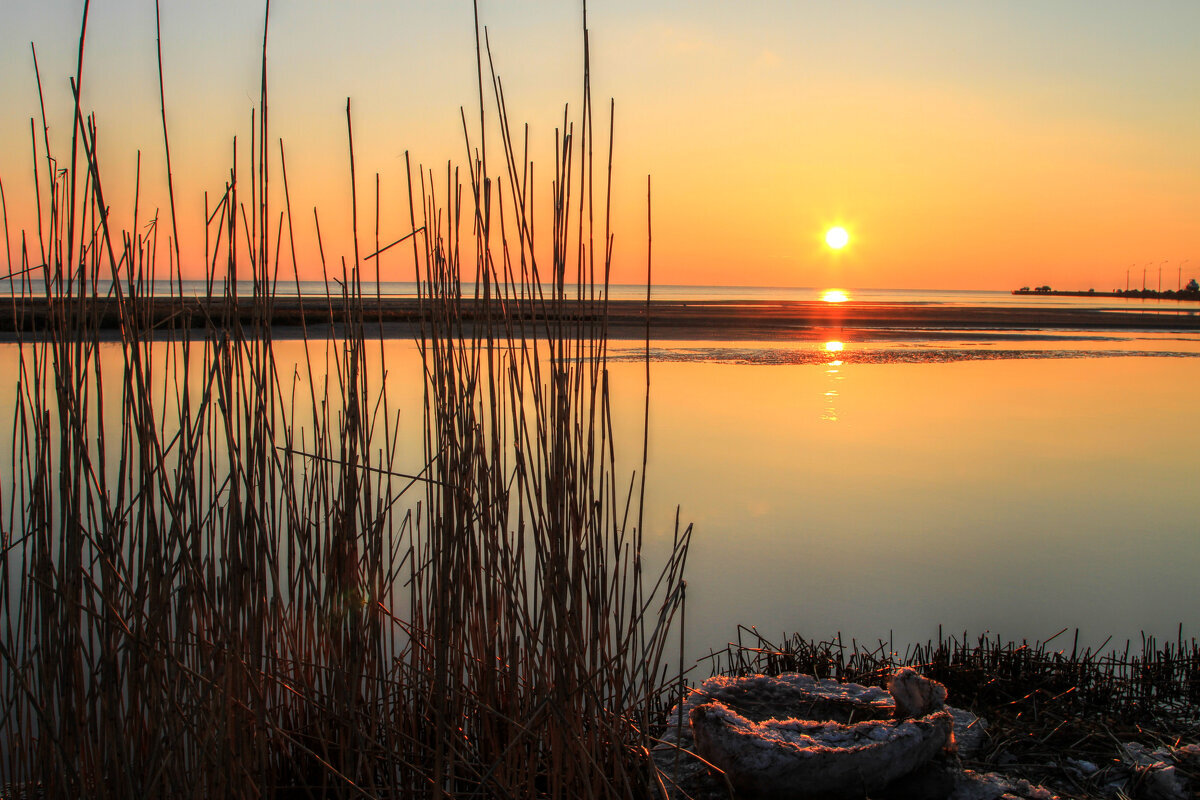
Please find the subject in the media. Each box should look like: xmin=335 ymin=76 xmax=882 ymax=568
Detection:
xmin=617 ymin=338 xmax=1200 ymax=664
xmin=4 ymin=294 xmax=1198 ymax=667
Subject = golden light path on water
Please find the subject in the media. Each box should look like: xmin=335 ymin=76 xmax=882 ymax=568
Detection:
xmin=821 ymin=289 xmax=849 ymax=303
xmin=822 ymin=342 xmax=844 ymax=421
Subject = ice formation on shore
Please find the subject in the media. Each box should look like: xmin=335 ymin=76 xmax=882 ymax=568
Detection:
xmin=686 ymin=669 xmax=952 ymax=798
xmin=653 ymin=669 xmax=1060 ymax=800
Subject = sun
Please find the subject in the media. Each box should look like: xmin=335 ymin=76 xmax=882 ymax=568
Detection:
xmin=825 ymin=226 xmax=850 ymax=250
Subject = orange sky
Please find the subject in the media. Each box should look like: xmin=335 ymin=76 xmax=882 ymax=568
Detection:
xmin=1 ymin=1 xmax=1197 ymax=290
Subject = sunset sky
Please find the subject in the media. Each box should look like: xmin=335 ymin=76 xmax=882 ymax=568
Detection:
xmin=2 ymin=1 xmax=1197 ymax=290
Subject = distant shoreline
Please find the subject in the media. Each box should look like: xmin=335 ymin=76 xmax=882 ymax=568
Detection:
xmin=1013 ymin=287 xmax=1200 ymax=301
xmin=2 ymin=296 xmax=1198 ymax=342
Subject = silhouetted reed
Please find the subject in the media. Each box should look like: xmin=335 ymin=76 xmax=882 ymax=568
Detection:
xmin=0 ymin=4 xmax=689 ymax=798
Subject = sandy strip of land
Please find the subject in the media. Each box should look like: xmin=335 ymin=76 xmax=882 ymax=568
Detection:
xmin=601 ymin=299 xmax=1200 ymax=340
xmin=1 ymin=297 xmax=1197 ymax=341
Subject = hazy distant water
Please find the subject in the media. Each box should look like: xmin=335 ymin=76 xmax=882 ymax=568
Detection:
xmin=10 ymin=279 xmax=1196 ymax=314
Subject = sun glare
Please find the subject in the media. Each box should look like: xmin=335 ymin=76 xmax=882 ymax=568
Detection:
xmin=821 ymin=289 xmax=849 ymax=303
xmin=825 ymin=341 xmax=844 ymax=352
xmin=825 ymin=226 xmax=850 ymax=249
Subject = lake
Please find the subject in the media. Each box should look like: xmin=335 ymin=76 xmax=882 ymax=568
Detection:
xmin=3 ymin=286 xmax=1197 ymax=669
xmin=614 ymin=333 xmax=1200 ymax=665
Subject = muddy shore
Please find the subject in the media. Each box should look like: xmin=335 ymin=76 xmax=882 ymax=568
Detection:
xmin=3 ymin=297 xmax=1198 ymax=341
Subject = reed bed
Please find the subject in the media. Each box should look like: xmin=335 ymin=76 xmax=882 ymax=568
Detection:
xmin=0 ymin=4 xmax=689 ymax=798
xmin=710 ymin=625 xmax=1200 ymax=721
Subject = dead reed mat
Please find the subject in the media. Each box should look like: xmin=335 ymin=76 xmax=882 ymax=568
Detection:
xmin=708 ymin=627 xmax=1200 ymax=798
xmin=0 ymin=3 xmax=691 ymax=798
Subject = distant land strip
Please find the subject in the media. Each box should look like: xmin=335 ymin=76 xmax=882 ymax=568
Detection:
xmin=1013 ymin=287 xmax=1200 ymax=301
xmin=606 ymin=346 xmax=1200 ymax=365
xmin=1 ymin=297 xmax=1198 ymax=341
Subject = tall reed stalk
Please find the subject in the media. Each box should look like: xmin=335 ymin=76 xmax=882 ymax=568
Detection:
xmin=0 ymin=3 xmax=689 ymax=798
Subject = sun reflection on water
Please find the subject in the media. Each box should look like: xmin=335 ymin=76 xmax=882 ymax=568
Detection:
xmin=822 ymin=341 xmax=846 ymax=421
xmin=821 ymin=289 xmax=849 ymax=303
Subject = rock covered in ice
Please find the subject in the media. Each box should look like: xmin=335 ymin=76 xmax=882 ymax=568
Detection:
xmin=683 ymin=672 xmax=896 ymax=723
xmin=1121 ymin=742 xmax=1199 ymax=800
xmin=652 ymin=670 xmax=1045 ymax=799
xmin=948 ymin=706 xmax=987 ymax=759
xmin=947 ymin=770 xmax=1061 ymax=799
xmin=689 ymin=700 xmax=955 ymax=798
xmin=654 ymin=673 xmax=893 ymax=799
xmin=890 ymin=666 xmax=948 ymax=719
xmin=669 ymin=671 xmax=955 ymax=798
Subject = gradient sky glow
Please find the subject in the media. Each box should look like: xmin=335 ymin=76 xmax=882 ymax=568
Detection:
xmin=2 ymin=1 xmax=1197 ymax=289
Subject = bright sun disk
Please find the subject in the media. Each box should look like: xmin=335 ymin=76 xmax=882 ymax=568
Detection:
xmin=825 ymin=226 xmax=849 ymax=249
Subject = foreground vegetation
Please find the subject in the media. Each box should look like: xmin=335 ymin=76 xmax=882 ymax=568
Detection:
xmin=0 ymin=4 xmax=689 ymax=798
xmin=710 ymin=627 xmax=1200 ymax=798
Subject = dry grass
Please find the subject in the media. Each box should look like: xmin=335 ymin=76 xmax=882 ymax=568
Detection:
xmin=0 ymin=3 xmax=689 ymax=798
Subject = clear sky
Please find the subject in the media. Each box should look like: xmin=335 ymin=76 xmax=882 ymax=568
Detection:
xmin=2 ymin=1 xmax=1197 ymax=290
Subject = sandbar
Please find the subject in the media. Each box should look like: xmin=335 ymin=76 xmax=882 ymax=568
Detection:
xmin=1 ymin=296 xmax=1197 ymax=342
